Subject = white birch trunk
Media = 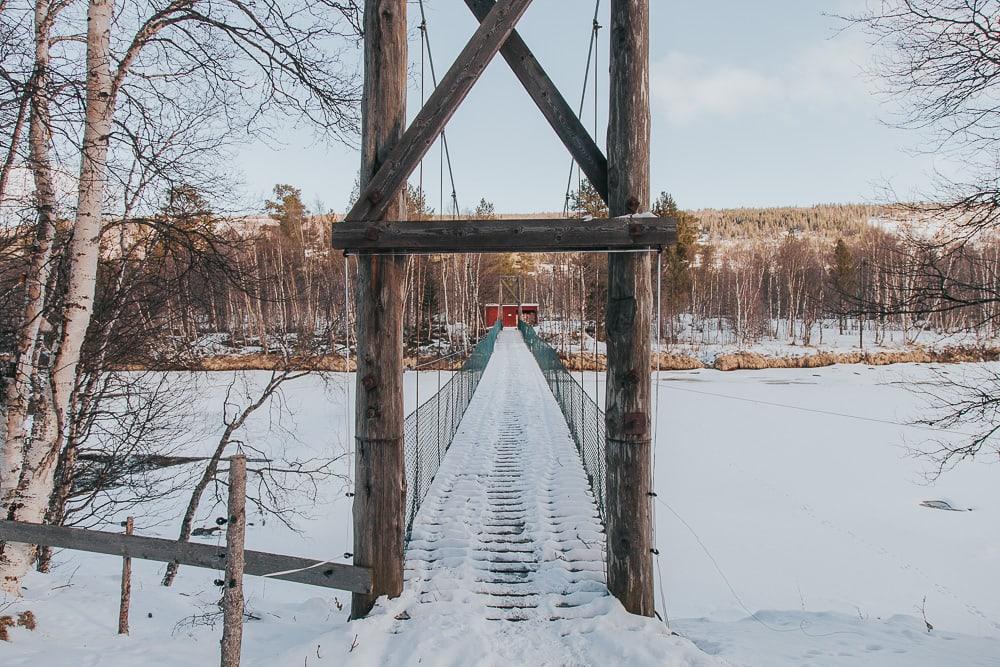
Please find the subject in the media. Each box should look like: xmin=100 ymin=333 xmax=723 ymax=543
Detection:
xmin=0 ymin=94 xmax=29 ymax=204
xmin=440 ymin=259 xmax=451 ymax=345
xmin=0 ymin=0 xmax=114 ymax=594
xmin=2 ymin=0 xmax=59 ymax=518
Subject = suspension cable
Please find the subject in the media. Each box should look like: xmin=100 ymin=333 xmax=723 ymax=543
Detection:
xmin=418 ymin=13 xmax=426 ymax=200
xmin=414 ymin=0 xmax=446 ymax=495
xmin=593 ymin=10 xmax=600 ymax=147
xmin=653 ymin=250 xmax=668 ymax=625
xmin=343 ymin=255 xmax=352 ymax=555
xmin=417 ymin=0 xmax=459 ymax=217
xmin=563 ymin=0 xmax=603 ymax=215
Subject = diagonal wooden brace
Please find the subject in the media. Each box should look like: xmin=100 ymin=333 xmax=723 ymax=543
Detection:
xmin=346 ymin=0 xmax=534 ymax=223
xmin=463 ymin=0 xmax=609 ymax=204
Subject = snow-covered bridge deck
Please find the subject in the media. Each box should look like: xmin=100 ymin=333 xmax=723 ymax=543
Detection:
xmin=351 ymin=330 xmax=715 ymax=663
xmin=405 ymin=329 xmax=609 ymax=622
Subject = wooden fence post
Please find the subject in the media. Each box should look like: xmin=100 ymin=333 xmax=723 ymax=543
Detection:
xmin=605 ymin=0 xmax=655 ymax=617
xmin=118 ymin=516 xmax=133 ymax=635
xmin=350 ymin=0 xmax=408 ymax=620
xmin=220 ymin=455 xmax=247 ymax=667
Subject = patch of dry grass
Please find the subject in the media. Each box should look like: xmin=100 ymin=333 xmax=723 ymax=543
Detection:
xmin=712 ymin=347 xmax=1000 ymax=371
xmin=561 ymin=352 xmax=704 ymax=372
xmin=115 ymin=353 xmax=472 ymax=372
xmin=116 ymin=346 xmax=1000 ymax=373
xmin=0 ymin=611 xmax=34 ymax=642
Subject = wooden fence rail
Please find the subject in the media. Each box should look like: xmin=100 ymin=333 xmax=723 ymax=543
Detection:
xmin=0 ymin=519 xmax=371 ymax=594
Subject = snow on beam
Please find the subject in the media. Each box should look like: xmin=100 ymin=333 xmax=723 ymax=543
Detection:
xmin=332 ymin=216 xmax=677 ymax=255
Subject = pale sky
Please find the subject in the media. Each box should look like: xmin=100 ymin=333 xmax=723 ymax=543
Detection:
xmin=234 ymin=0 xmax=948 ymax=215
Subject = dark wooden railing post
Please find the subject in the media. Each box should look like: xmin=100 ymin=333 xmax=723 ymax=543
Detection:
xmin=350 ymin=0 xmax=408 ymax=620
xmin=605 ymin=0 xmax=655 ymax=617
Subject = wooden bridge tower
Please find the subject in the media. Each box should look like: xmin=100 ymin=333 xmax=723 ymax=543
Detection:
xmin=342 ymin=0 xmax=662 ymax=618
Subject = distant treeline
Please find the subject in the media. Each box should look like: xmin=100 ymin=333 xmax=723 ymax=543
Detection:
xmin=693 ymin=203 xmax=888 ymax=240
xmin=1 ymin=186 xmax=994 ymax=372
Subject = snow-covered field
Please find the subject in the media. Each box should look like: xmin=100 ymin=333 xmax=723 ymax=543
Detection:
xmin=540 ymin=316 xmax=1000 ymax=366
xmin=2 ymin=346 xmax=999 ymax=665
xmin=603 ymin=364 xmax=1000 ymax=665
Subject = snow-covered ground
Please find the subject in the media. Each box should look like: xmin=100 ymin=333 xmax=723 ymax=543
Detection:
xmin=662 ymin=319 xmax=1000 ymax=366
xmin=2 ymin=343 xmax=999 ymax=665
xmin=540 ymin=316 xmax=1000 ymax=365
xmin=588 ymin=363 xmax=1000 ymax=664
xmin=397 ymin=331 xmax=712 ymax=664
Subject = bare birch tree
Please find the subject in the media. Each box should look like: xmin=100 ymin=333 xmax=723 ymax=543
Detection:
xmin=1 ymin=0 xmax=70 ymax=579
xmin=0 ymin=0 xmax=362 ymax=593
xmin=850 ymin=1 xmax=1000 ymax=471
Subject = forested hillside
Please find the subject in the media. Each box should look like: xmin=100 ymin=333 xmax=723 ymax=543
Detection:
xmin=694 ymin=203 xmax=885 ymax=240
xmin=2 ymin=185 xmax=996 ymax=373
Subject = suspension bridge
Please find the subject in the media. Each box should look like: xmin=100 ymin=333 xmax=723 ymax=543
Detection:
xmin=334 ymin=0 xmax=675 ymax=623
xmin=400 ymin=323 xmax=613 ymax=622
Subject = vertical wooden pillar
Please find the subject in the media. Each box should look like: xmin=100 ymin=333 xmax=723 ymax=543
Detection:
xmin=604 ymin=0 xmax=654 ymax=617
xmin=350 ymin=0 xmax=407 ymax=620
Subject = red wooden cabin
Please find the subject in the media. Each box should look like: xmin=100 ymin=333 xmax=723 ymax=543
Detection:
xmin=485 ymin=303 xmax=539 ymax=328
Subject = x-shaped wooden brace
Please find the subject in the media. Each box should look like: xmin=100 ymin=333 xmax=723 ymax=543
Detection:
xmin=345 ymin=0 xmax=609 ymax=224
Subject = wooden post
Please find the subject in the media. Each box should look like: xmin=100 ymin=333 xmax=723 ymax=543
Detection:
xmin=220 ymin=455 xmax=247 ymax=667
xmin=118 ymin=516 xmax=133 ymax=635
xmin=604 ymin=0 xmax=654 ymax=617
xmin=350 ymin=0 xmax=407 ymax=620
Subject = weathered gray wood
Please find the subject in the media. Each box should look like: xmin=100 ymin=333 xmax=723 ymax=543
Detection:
xmin=0 ymin=520 xmax=372 ymax=593
xmin=333 ymin=217 xmax=675 ymax=254
xmin=220 ymin=455 xmax=246 ymax=667
xmin=118 ymin=517 xmax=133 ymax=635
xmin=462 ymin=0 xmax=608 ymax=203
xmin=604 ymin=0 xmax=655 ymax=617
xmin=346 ymin=0 xmax=534 ymax=224
xmin=351 ymin=0 xmax=409 ymax=620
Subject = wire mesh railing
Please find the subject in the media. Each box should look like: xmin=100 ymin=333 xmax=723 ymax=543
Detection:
xmin=404 ymin=321 xmax=502 ymax=542
xmin=518 ymin=321 xmax=607 ymax=525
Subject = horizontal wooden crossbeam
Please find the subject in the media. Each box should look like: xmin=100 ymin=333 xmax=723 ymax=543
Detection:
xmin=463 ymin=0 xmax=608 ymax=204
xmin=333 ymin=216 xmax=676 ymax=255
xmin=0 ymin=519 xmax=372 ymax=594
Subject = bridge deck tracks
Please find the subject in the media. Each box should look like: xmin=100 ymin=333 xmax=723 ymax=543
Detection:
xmin=403 ymin=330 xmax=610 ymax=623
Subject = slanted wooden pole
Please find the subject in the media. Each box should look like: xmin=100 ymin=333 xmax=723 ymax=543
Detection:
xmin=118 ymin=516 xmax=133 ymax=635
xmin=350 ymin=0 xmax=408 ymax=620
xmin=346 ymin=0 xmax=532 ymax=224
xmin=220 ymin=455 xmax=247 ymax=667
xmin=462 ymin=0 xmax=609 ymax=203
xmin=604 ymin=0 xmax=654 ymax=616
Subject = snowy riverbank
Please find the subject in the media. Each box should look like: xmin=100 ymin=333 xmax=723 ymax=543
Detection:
xmin=2 ymin=362 xmax=998 ymax=665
